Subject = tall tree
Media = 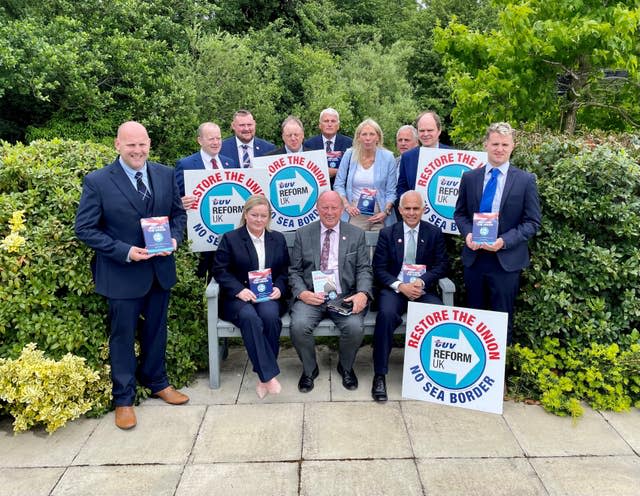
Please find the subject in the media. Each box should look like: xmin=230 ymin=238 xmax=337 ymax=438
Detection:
xmin=435 ymin=0 xmax=640 ymax=141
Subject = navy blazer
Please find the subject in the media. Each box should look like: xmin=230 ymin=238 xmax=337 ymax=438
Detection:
xmin=75 ymin=159 xmax=187 ymax=299
xmin=220 ymin=137 xmax=276 ymax=165
xmin=372 ymin=220 xmax=449 ymax=294
xmin=453 ymin=165 xmax=541 ymax=272
xmin=212 ymin=226 xmax=290 ymax=319
xmin=397 ymin=143 xmax=453 ymax=198
xmin=304 ymin=134 xmax=353 ymax=170
xmin=174 ymin=152 xmax=238 ymax=196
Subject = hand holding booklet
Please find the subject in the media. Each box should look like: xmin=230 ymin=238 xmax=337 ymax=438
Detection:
xmin=312 ymin=270 xmax=338 ymax=301
xmin=472 ymin=212 xmax=499 ymax=244
xmin=140 ymin=216 xmax=174 ymax=254
xmin=248 ymin=268 xmax=273 ymax=302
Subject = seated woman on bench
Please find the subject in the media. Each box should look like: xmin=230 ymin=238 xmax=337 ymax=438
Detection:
xmin=212 ymin=194 xmax=290 ymax=398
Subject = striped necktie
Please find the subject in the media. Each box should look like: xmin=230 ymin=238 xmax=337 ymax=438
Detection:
xmin=241 ymin=145 xmax=251 ymax=168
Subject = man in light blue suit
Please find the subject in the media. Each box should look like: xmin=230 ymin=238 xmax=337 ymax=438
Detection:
xmin=304 ymin=108 xmax=353 ymax=181
xmin=220 ymin=109 xmax=276 ymax=167
xmin=75 ymin=121 xmax=189 ymax=430
xmin=397 ymin=111 xmax=452 ymax=199
xmin=175 ymin=122 xmax=238 ymax=210
xmin=454 ymin=122 xmax=541 ymax=344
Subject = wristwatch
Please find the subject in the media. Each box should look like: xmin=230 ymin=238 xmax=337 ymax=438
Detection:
xmin=384 ymin=206 xmax=393 ymax=216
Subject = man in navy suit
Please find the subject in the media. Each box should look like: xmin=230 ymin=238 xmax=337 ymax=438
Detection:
xmin=304 ymin=108 xmax=353 ymax=181
xmin=267 ymin=116 xmax=312 ymax=155
xmin=397 ymin=111 xmax=452 ymax=198
xmin=454 ymin=122 xmax=541 ymax=344
xmin=75 ymin=121 xmax=189 ymax=430
xmin=220 ymin=109 xmax=276 ymax=167
xmin=175 ymin=122 xmax=238 ymax=209
xmin=371 ymin=190 xmax=449 ymax=401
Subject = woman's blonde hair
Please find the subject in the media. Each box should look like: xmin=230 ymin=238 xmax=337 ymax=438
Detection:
xmin=352 ymin=118 xmax=384 ymax=165
xmin=240 ymin=194 xmax=272 ymax=231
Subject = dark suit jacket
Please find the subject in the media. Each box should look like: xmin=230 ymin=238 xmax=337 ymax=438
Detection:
xmin=220 ymin=137 xmax=276 ymax=165
xmin=397 ymin=143 xmax=453 ymax=198
xmin=304 ymin=134 xmax=353 ymax=152
xmin=266 ymin=146 xmax=312 ymax=156
xmin=453 ymin=165 xmax=541 ymax=272
xmin=174 ymin=151 xmax=238 ymax=196
xmin=372 ymin=220 xmax=449 ymax=294
xmin=212 ymin=226 xmax=290 ymax=319
xmin=289 ymin=221 xmax=373 ymax=299
xmin=75 ymin=159 xmax=187 ymax=299
xmin=304 ymin=134 xmax=353 ymax=170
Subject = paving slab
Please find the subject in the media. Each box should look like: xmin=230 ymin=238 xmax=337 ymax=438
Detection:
xmin=402 ymin=401 xmax=522 ymax=458
xmin=0 ymin=417 xmax=97 ymax=468
xmin=301 ymin=459 xmax=423 ymax=496
xmin=303 ymin=401 xmax=413 ymax=459
xmin=177 ymin=463 xmax=299 ymax=496
xmin=192 ymin=403 xmax=303 ymax=463
xmin=73 ymin=405 xmax=204 ymax=465
xmin=600 ymin=408 xmax=640 ymax=455
xmin=0 ymin=467 xmax=64 ymax=496
xmin=51 ymin=465 xmax=182 ymax=496
xmin=531 ymin=456 xmax=640 ymax=496
xmin=153 ymin=348 xmax=248 ymax=405
xmin=417 ymin=458 xmax=546 ymax=496
xmin=503 ymin=401 xmax=633 ymax=456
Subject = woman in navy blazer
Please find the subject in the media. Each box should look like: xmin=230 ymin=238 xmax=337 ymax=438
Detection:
xmin=334 ymin=118 xmax=397 ymax=231
xmin=212 ymin=195 xmax=290 ymax=398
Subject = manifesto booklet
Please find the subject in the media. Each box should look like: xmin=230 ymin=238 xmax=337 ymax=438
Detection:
xmin=140 ymin=216 xmax=174 ymax=254
xmin=472 ymin=212 xmax=499 ymax=244
xmin=357 ymin=188 xmax=377 ymax=216
xmin=248 ymin=268 xmax=273 ymax=302
xmin=401 ymin=264 xmax=427 ymax=283
xmin=312 ymin=270 xmax=338 ymax=301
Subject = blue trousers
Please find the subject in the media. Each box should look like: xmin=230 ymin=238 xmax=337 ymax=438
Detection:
xmin=108 ymin=282 xmax=170 ymax=406
xmin=373 ymin=288 xmax=442 ymax=375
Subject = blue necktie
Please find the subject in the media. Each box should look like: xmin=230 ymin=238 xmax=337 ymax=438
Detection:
xmin=135 ymin=171 xmax=152 ymax=203
xmin=479 ymin=168 xmax=500 ymax=213
xmin=241 ymin=144 xmax=251 ymax=168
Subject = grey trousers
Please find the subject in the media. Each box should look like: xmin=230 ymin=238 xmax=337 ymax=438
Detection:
xmin=290 ymin=300 xmax=366 ymax=375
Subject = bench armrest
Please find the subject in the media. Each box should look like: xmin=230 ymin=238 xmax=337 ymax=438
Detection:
xmin=438 ymin=277 xmax=456 ymax=307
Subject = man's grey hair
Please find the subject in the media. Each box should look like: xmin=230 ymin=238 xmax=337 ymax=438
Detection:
xmin=396 ymin=125 xmax=418 ymax=141
xmin=197 ymin=122 xmax=220 ymax=136
xmin=281 ymin=115 xmax=305 ymax=133
xmin=399 ymin=190 xmax=424 ymax=207
xmin=319 ymin=108 xmax=340 ymax=122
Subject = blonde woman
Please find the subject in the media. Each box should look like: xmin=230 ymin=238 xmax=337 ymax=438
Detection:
xmin=334 ymin=118 xmax=397 ymax=231
xmin=212 ymin=195 xmax=290 ymax=398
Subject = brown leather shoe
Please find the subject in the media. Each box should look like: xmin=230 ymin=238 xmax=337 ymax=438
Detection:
xmin=115 ymin=406 xmax=136 ymax=430
xmin=153 ymin=386 xmax=189 ymax=405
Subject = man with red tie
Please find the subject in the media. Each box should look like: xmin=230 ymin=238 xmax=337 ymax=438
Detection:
xmin=175 ymin=122 xmax=238 ymax=210
xmin=454 ymin=122 xmax=541 ymax=344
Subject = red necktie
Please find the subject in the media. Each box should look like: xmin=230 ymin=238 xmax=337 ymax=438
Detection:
xmin=211 ymin=158 xmax=219 ymax=169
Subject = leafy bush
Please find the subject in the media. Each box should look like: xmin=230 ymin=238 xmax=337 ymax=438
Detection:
xmin=0 ymin=343 xmax=112 ymax=433
xmin=0 ymin=139 xmax=208 ymax=411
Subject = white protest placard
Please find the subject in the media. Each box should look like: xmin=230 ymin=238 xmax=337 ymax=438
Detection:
xmin=184 ymin=168 xmax=270 ymax=251
xmin=414 ymin=148 xmax=486 ymax=234
xmin=253 ymin=150 xmax=330 ymax=231
xmin=402 ymin=303 xmax=508 ymax=414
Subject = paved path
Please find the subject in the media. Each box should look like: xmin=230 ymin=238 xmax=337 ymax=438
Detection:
xmin=1 ymin=345 xmax=639 ymax=496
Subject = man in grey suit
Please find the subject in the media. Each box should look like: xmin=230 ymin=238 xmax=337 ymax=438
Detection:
xmin=289 ymin=191 xmax=373 ymax=393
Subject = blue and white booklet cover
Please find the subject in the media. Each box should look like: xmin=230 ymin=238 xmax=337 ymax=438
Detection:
xmin=472 ymin=212 xmax=499 ymax=244
xmin=140 ymin=216 xmax=174 ymax=253
xmin=357 ymin=188 xmax=377 ymax=216
xmin=248 ymin=268 xmax=273 ymax=302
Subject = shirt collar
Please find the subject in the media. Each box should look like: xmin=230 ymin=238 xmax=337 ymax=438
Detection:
xmin=486 ymin=161 xmax=510 ymax=176
xmin=321 ymin=222 xmax=340 ymax=237
xmin=235 ymin=137 xmax=254 ymax=149
xmin=118 ymin=157 xmax=147 ymax=179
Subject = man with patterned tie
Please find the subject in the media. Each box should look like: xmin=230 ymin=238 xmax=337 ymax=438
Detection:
xmin=371 ymin=190 xmax=449 ymax=401
xmin=75 ymin=121 xmax=189 ymax=430
xmin=220 ymin=109 xmax=276 ymax=168
xmin=175 ymin=122 xmax=238 ymax=209
xmin=289 ymin=191 xmax=373 ymax=393
xmin=304 ymin=108 xmax=353 ymax=182
xmin=454 ymin=122 xmax=541 ymax=344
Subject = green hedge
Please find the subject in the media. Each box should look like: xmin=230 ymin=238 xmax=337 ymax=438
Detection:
xmin=0 ymin=139 xmax=208 ymax=420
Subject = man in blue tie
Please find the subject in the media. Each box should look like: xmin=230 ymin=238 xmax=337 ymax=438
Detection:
xmin=220 ymin=110 xmax=276 ymax=168
xmin=454 ymin=122 xmax=541 ymax=344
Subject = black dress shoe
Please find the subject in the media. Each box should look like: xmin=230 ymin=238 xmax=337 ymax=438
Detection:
xmin=337 ymin=363 xmax=358 ymax=390
xmin=298 ymin=365 xmax=319 ymax=393
xmin=371 ymin=374 xmax=387 ymax=402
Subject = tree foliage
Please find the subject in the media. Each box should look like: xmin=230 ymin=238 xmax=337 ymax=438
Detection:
xmin=435 ymin=0 xmax=640 ymax=141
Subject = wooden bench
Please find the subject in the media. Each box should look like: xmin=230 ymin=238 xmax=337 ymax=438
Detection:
xmin=205 ymin=230 xmax=455 ymax=388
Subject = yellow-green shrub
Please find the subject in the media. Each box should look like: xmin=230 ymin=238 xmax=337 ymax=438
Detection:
xmin=0 ymin=343 xmax=112 ymax=433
